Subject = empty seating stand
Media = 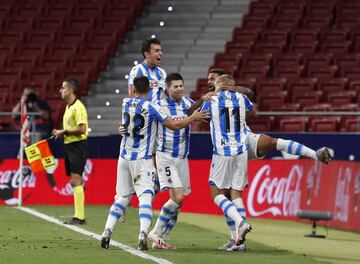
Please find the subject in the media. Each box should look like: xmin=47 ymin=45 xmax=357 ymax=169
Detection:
xmin=191 ymin=0 xmax=360 ymax=132
xmin=0 ymin=0 xmax=149 ymax=130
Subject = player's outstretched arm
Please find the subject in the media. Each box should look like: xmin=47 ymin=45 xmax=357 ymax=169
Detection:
xmin=163 ymin=108 xmax=209 ymax=131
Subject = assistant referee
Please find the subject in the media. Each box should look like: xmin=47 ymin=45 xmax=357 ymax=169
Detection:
xmin=52 ymin=78 xmax=88 ymax=225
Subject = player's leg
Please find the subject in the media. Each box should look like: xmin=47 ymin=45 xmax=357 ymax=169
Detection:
xmin=256 ymin=134 xmax=330 ymax=164
xmin=133 ymin=159 xmax=156 ymax=251
xmin=101 ymin=156 xmax=133 ymax=249
xmin=229 ymin=153 xmax=251 ymax=249
xmin=218 ymin=189 xmax=237 ymax=250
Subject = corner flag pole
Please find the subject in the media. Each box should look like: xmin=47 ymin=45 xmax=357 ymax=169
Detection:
xmin=18 ymin=109 xmax=24 ymax=207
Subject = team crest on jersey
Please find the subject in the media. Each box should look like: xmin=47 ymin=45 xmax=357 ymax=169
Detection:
xmin=149 ymin=80 xmax=158 ymax=89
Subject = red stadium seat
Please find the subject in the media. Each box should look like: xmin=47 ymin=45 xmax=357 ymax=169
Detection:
xmin=246 ymin=116 xmax=273 ymax=132
xmin=326 ymin=91 xmax=356 ymax=105
xmin=273 ymin=65 xmax=304 ymax=79
xmin=286 ymin=78 xmax=318 ymax=96
xmin=256 ymin=78 xmax=286 ymax=94
xmin=232 ymin=29 xmax=259 ymax=43
xmin=241 ymin=15 xmax=268 ymax=30
xmin=234 ymin=78 xmax=257 ymax=90
xmin=289 ymin=42 xmax=318 ymax=54
xmin=308 ymin=117 xmax=338 ymax=132
xmin=254 ymin=42 xmax=286 ymax=54
xmin=249 ymin=2 xmax=275 ymax=16
xmin=273 ymin=53 xmax=303 ymax=67
xmin=303 ymin=53 xmax=333 ymax=72
xmin=335 ymin=18 xmax=360 ymax=30
xmin=292 ymin=90 xmax=322 ymax=107
xmin=320 ymin=29 xmax=349 ymax=43
xmin=276 ymin=3 xmax=305 ymax=17
xmin=340 ymin=67 xmax=360 ymax=80
xmin=317 ymin=78 xmax=348 ymax=95
xmin=303 ymin=103 xmax=332 ymax=111
xmin=332 ymin=104 xmax=359 ymax=112
xmin=340 ymin=117 xmax=360 ymax=132
xmin=271 ymin=102 xmax=301 ymax=111
xmin=279 ymin=117 xmax=307 ymax=132
xmin=307 ymin=66 xmax=338 ymax=79
xmin=334 ymin=54 xmax=360 ymax=69
xmin=302 ymin=17 xmax=332 ymax=29
xmin=306 ymin=3 xmax=334 ymax=17
xmin=349 ymin=80 xmax=360 ymax=94
xmin=242 ymin=54 xmax=272 ymax=67
xmin=97 ymin=19 xmax=126 ymax=42
xmin=290 ymin=29 xmax=319 ymax=43
xmin=238 ymin=65 xmax=270 ymax=79
xmin=260 ymin=29 xmax=289 ymax=43
xmin=336 ymin=3 xmax=360 ymax=17
xmin=270 ymin=17 xmax=300 ymax=30
xmin=225 ymin=42 xmax=254 ymax=56
xmin=257 ymin=91 xmax=288 ymax=110
xmin=321 ymin=42 xmax=351 ymax=54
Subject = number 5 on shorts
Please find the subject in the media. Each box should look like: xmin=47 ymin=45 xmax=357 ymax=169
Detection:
xmin=165 ymin=166 xmax=171 ymax=176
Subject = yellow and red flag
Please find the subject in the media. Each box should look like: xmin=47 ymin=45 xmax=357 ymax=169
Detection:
xmin=25 ymin=139 xmax=55 ymax=173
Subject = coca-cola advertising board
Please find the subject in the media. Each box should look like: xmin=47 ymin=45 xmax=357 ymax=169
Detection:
xmin=0 ymin=159 xmax=359 ymax=232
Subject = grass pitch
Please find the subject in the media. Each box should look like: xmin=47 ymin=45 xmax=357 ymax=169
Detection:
xmin=1 ymin=205 xmax=359 ymax=264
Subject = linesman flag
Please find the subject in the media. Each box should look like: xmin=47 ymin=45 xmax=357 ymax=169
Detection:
xmin=25 ymin=139 xmax=56 ymax=173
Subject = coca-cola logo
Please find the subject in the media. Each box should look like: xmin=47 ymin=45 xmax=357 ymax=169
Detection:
xmin=0 ymin=166 xmax=35 ymax=190
xmin=247 ymin=164 xmax=303 ymax=217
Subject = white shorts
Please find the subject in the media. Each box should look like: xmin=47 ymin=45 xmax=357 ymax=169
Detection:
xmin=156 ymin=151 xmax=191 ymax=196
xmin=209 ymin=153 xmax=248 ymax=191
xmin=116 ymin=157 xmax=155 ymax=197
xmin=246 ymin=132 xmax=263 ymax=160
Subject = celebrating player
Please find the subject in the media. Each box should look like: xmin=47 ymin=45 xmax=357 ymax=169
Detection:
xmin=100 ymin=76 xmax=207 ymax=251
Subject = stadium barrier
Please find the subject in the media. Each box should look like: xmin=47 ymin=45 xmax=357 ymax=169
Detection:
xmin=0 ymin=158 xmax=359 ymax=233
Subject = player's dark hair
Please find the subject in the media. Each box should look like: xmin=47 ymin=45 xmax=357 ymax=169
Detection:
xmin=165 ymin=72 xmax=184 ymax=88
xmin=208 ymin=68 xmax=226 ymax=76
xmin=141 ymin=38 xmax=161 ymax=58
xmin=133 ymin=76 xmax=150 ymax=94
xmin=63 ymin=78 xmax=80 ymax=94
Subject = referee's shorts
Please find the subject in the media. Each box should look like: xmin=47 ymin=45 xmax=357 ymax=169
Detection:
xmin=64 ymin=140 xmax=88 ymax=176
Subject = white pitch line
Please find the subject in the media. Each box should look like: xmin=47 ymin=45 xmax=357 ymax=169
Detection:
xmin=16 ymin=206 xmax=173 ymax=264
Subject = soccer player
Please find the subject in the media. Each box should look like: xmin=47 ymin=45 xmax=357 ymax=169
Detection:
xmin=204 ymin=72 xmax=331 ymax=251
xmin=52 ymin=78 xmax=88 ymax=225
xmin=147 ymin=73 xmax=194 ymax=250
xmin=128 ymin=37 xmax=166 ymax=101
xmin=100 ymin=76 xmax=207 ymax=251
xmin=200 ymin=74 xmax=254 ymax=251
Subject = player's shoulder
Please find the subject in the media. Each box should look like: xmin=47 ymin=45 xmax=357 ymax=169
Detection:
xmin=156 ymin=66 xmax=167 ymax=79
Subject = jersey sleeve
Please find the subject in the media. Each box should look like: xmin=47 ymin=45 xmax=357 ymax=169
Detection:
xmin=75 ymin=102 xmax=88 ymax=125
xmin=200 ymin=101 xmax=210 ymax=112
xmin=149 ymin=103 xmax=169 ymax=123
xmin=242 ymin=94 xmax=254 ymax=112
xmin=128 ymin=66 xmax=143 ymax=88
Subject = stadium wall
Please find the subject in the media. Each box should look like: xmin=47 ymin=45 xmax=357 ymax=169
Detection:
xmin=1 ymin=133 xmax=359 ymax=232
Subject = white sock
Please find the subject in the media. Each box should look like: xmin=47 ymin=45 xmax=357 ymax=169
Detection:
xmin=152 ymin=199 xmax=180 ymax=237
xmin=214 ymin=194 xmax=244 ymax=227
xmin=224 ymin=216 xmax=237 ymax=240
xmin=104 ymin=196 xmax=131 ymax=232
xmin=233 ymin=198 xmax=246 ymax=221
xmin=138 ymin=192 xmax=153 ymax=238
xmin=276 ymin=139 xmax=316 ymax=159
xmin=161 ymin=209 xmax=179 ymax=240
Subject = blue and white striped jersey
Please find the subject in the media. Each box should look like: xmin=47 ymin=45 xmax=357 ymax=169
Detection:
xmin=201 ymin=91 xmax=254 ymax=156
xmin=128 ymin=62 xmax=167 ymax=102
xmin=156 ymin=96 xmax=195 ymax=158
xmin=120 ymin=97 xmax=169 ymax=160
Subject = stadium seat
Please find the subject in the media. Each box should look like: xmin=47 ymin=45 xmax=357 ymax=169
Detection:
xmin=290 ymin=29 xmax=319 ymax=43
xmin=308 ymin=117 xmax=338 ymax=132
xmin=308 ymin=66 xmax=338 ymax=79
xmin=234 ymin=78 xmax=257 ymax=90
xmin=302 ymin=103 xmax=332 ymax=112
xmin=302 ymin=17 xmax=332 ymax=29
xmin=249 ymin=1 xmax=275 ymax=16
xmin=340 ymin=117 xmax=360 ymax=132
xmin=340 ymin=67 xmax=360 ymax=80
xmin=279 ymin=117 xmax=307 ymax=132
xmin=326 ymin=91 xmax=356 ymax=105
xmin=260 ymin=29 xmax=289 ymax=43
xmin=306 ymin=3 xmax=334 ymax=17
xmin=225 ymin=42 xmax=254 ymax=56
xmin=276 ymin=3 xmax=305 ymax=17
xmin=320 ymin=29 xmax=349 ymax=43
xmin=254 ymin=42 xmax=286 ymax=54
xmin=241 ymin=15 xmax=268 ymax=30
xmin=242 ymin=54 xmax=272 ymax=67
xmin=289 ymin=42 xmax=318 ymax=54
xmin=317 ymin=78 xmax=348 ymax=95
xmin=303 ymin=53 xmax=333 ymax=73
xmin=256 ymin=78 xmax=286 ymax=94
xmin=292 ymin=90 xmax=322 ymax=107
xmin=232 ymin=28 xmax=259 ymax=43
xmin=273 ymin=65 xmax=304 ymax=79
xmin=257 ymin=90 xmax=288 ymax=110
xmin=321 ymin=42 xmax=351 ymax=54
xmin=273 ymin=53 xmax=303 ymax=67
xmin=334 ymin=54 xmax=360 ymax=69
xmin=246 ymin=116 xmax=273 ymax=132
xmin=349 ymin=80 xmax=360 ymax=94
xmin=335 ymin=18 xmax=360 ymax=30
xmin=238 ymin=65 xmax=270 ymax=79
xmin=271 ymin=102 xmax=301 ymax=111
